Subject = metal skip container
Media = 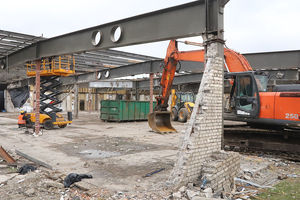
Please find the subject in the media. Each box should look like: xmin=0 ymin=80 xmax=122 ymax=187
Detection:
xmin=100 ymin=100 xmax=156 ymax=121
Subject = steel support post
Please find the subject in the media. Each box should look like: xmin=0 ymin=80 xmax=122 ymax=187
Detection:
xmin=135 ymin=82 xmax=139 ymax=101
xmin=34 ymin=60 xmax=41 ymax=136
xmin=74 ymin=83 xmax=79 ymax=118
xmin=88 ymin=88 xmax=92 ymax=113
xmin=149 ymin=73 xmax=154 ymax=113
xmin=95 ymin=88 xmax=99 ymax=111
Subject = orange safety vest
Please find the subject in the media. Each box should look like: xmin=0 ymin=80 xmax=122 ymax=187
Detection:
xmin=18 ymin=115 xmax=26 ymax=125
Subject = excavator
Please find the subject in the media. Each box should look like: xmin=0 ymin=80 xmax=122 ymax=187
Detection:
xmin=148 ymin=40 xmax=300 ymax=133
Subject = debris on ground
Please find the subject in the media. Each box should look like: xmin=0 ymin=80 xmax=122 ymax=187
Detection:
xmin=63 ymin=173 xmax=93 ymax=188
xmin=0 ymin=146 xmax=16 ymax=164
xmin=143 ymin=168 xmax=165 ymax=178
xmin=18 ymin=164 xmax=37 ymax=175
xmin=0 ymin=113 xmax=299 ymax=199
xmin=231 ymin=155 xmax=300 ymax=199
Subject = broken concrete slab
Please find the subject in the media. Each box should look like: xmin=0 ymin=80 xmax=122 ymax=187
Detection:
xmin=15 ymin=150 xmax=53 ymax=169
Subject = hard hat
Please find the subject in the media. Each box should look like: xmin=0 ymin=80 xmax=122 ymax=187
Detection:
xmin=20 ymin=111 xmax=25 ymax=114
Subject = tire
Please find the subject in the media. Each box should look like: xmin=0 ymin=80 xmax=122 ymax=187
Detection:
xmin=171 ymin=108 xmax=178 ymax=121
xmin=26 ymin=119 xmax=33 ymax=128
xmin=58 ymin=124 xmax=67 ymax=128
xmin=178 ymin=108 xmax=189 ymax=123
xmin=43 ymin=119 xmax=54 ymax=130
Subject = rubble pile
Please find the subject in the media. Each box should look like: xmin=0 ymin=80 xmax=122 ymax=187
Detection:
xmin=0 ymin=145 xmax=299 ymax=200
xmin=0 ymin=166 xmax=108 ymax=200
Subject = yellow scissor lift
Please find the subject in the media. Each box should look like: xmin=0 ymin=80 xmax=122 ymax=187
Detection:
xmin=25 ymin=56 xmax=75 ymax=130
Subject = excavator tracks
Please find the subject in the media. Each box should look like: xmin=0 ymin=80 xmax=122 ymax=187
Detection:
xmin=224 ymin=126 xmax=300 ymax=162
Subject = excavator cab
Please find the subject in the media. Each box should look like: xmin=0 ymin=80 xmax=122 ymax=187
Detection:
xmin=225 ymin=71 xmax=263 ymax=119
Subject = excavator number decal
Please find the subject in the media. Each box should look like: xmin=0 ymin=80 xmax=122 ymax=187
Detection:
xmin=285 ymin=113 xmax=299 ymax=120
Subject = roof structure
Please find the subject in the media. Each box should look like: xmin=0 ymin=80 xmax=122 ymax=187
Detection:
xmin=0 ymin=30 xmax=158 ymax=83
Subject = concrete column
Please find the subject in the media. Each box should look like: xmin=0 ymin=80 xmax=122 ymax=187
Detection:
xmin=66 ymin=95 xmax=72 ymax=112
xmin=62 ymin=97 xmax=67 ymax=112
xmin=4 ymin=90 xmax=14 ymax=112
xmin=74 ymin=84 xmax=79 ymax=119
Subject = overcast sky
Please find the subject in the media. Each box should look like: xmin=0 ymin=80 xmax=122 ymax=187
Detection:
xmin=1 ymin=0 xmax=299 ymax=58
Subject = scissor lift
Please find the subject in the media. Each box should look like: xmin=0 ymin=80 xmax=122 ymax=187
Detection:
xmin=26 ymin=56 xmax=75 ymax=129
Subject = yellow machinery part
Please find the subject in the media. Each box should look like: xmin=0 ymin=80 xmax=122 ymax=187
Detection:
xmin=148 ymin=111 xmax=177 ymax=133
xmin=184 ymin=102 xmax=195 ymax=113
xmin=26 ymin=55 xmax=75 ymax=77
xmin=26 ymin=113 xmax=71 ymax=126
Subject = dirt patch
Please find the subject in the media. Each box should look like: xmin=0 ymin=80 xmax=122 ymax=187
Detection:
xmin=56 ymin=136 xmax=174 ymax=160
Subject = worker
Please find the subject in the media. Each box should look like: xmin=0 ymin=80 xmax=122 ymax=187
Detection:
xmin=18 ymin=111 xmax=26 ymax=128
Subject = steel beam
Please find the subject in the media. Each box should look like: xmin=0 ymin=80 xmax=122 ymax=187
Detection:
xmin=244 ymin=50 xmax=300 ymax=70
xmin=89 ymin=80 xmax=133 ymax=88
xmin=7 ymin=63 xmax=299 ymax=89
xmin=3 ymin=0 xmax=218 ymax=67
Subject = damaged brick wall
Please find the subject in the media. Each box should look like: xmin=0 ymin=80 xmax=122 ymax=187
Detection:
xmin=201 ymin=151 xmax=240 ymax=194
xmin=168 ymin=39 xmax=226 ymax=186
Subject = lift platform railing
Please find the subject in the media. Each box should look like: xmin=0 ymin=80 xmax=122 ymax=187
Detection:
xmin=26 ymin=55 xmax=75 ymax=77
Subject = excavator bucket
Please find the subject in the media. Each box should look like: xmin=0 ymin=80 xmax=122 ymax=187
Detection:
xmin=148 ymin=111 xmax=177 ymax=133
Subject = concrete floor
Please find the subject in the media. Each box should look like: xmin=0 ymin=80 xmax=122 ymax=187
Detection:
xmin=0 ymin=111 xmax=185 ymax=193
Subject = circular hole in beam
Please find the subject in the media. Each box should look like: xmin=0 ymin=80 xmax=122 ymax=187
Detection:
xmin=104 ymin=70 xmax=110 ymax=78
xmin=91 ymin=31 xmax=102 ymax=46
xmin=110 ymin=26 xmax=123 ymax=43
xmin=97 ymin=72 xmax=102 ymax=80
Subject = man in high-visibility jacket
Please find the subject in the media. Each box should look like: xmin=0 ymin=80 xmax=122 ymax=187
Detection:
xmin=18 ymin=111 xmax=26 ymax=128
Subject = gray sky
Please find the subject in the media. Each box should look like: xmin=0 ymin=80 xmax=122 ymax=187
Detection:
xmin=1 ymin=0 xmax=300 ymax=58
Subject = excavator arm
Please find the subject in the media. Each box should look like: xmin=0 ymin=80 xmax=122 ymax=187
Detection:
xmin=155 ymin=40 xmax=252 ymax=111
xmin=149 ymin=40 xmax=252 ymax=133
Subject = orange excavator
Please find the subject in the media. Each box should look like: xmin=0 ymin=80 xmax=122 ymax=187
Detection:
xmin=148 ymin=40 xmax=300 ymax=133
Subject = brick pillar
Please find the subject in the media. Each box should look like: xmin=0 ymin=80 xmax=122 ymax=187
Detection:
xmin=34 ymin=60 xmax=41 ymax=136
xmin=168 ymin=35 xmax=224 ymax=186
xmin=149 ymin=73 xmax=154 ymax=113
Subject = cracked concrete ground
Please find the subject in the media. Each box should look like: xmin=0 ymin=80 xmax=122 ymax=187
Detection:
xmin=0 ymin=111 xmax=184 ymax=193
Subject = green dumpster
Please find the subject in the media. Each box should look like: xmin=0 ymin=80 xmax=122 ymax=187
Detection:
xmin=100 ymin=100 xmax=156 ymax=122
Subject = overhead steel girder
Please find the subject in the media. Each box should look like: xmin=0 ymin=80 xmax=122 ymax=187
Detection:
xmin=136 ymin=69 xmax=299 ymax=89
xmin=3 ymin=0 xmax=228 ymax=67
xmin=244 ymin=50 xmax=300 ymax=70
xmin=58 ymin=60 xmax=205 ymax=86
xmin=137 ymin=73 xmax=204 ymax=89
